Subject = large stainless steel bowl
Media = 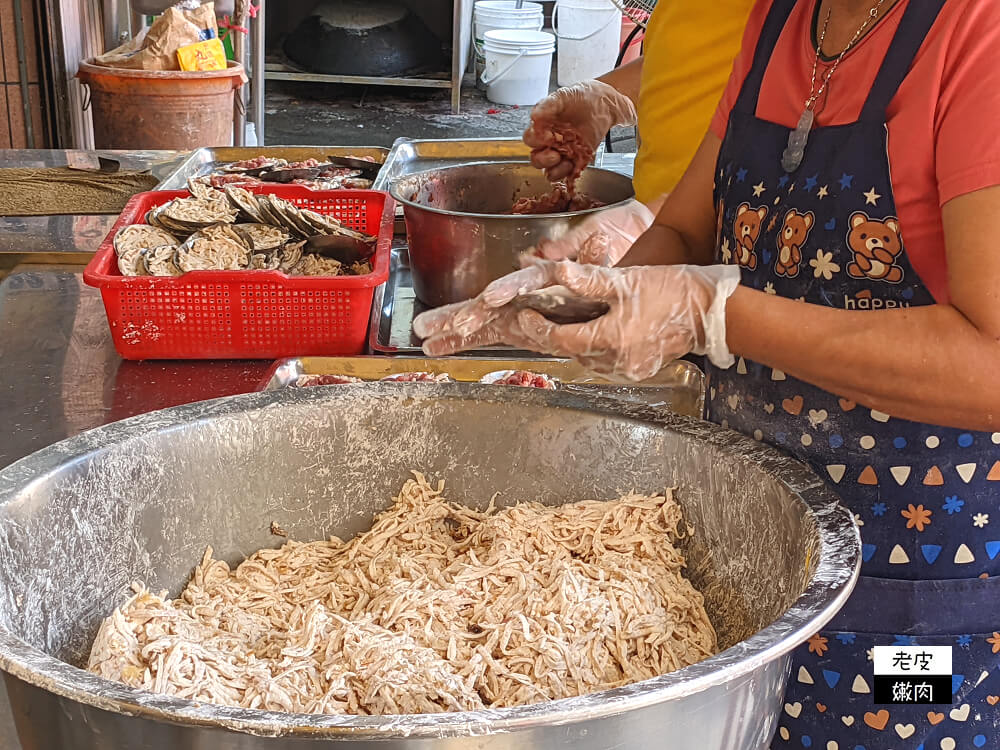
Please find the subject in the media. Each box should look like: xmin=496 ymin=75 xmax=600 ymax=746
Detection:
xmin=389 ymin=162 xmax=636 ymax=306
xmin=0 ymin=387 xmax=859 ymax=749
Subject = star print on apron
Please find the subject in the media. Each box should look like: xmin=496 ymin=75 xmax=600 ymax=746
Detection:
xmin=706 ymin=1 xmax=1000 ymax=748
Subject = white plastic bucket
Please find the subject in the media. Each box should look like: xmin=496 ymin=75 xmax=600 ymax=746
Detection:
xmin=553 ymin=0 xmax=621 ymax=86
xmin=482 ymin=29 xmax=555 ymax=106
xmin=473 ymin=1 xmax=545 ymax=90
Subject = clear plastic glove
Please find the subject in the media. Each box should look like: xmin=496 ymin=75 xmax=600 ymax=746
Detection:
xmin=529 ymin=198 xmax=653 ymax=264
xmin=414 ymin=261 xmax=741 ymax=381
xmin=444 ymin=200 xmax=654 ymax=329
xmin=413 ymin=302 xmax=544 ymax=356
xmin=523 ymin=80 xmax=638 ymax=182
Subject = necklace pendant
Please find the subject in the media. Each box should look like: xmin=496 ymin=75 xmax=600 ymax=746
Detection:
xmin=781 ymin=108 xmax=814 ymax=173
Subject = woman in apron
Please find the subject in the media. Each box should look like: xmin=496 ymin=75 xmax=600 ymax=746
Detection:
xmin=415 ymin=0 xmax=1000 ymax=746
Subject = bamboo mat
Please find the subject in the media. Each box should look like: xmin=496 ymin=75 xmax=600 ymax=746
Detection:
xmin=0 ymin=167 xmax=159 ymax=216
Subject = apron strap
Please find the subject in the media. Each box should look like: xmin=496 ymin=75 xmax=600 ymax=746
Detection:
xmin=859 ymin=0 xmax=947 ymax=121
xmin=733 ymin=0 xmax=799 ymax=116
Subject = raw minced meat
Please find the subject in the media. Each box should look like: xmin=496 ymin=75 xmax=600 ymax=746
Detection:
xmin=510 ymin=183 xmax=605 ymax=215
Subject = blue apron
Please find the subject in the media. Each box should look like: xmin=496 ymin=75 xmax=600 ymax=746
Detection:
xmin=707 ymin=1 xmax=1000 ymax=747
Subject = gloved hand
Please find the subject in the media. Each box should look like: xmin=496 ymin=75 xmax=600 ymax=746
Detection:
xmin=524 ymin=80 xmax=638 ymax=182
xmin=457 ymin=200 xmax=655 ymax=329
xmin=532 ymin=199 xmax=654 ymax=266
xmin=412 ymin=302 xmax=545 ymax=356
xmin=414 ymin=261 xmax=742 ymax=381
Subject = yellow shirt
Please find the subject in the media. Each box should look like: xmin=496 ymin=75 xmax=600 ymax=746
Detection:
xmin=633 ymin=0 xmax=755 ymax=203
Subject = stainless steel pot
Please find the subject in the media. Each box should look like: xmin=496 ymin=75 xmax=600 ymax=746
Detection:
xmin=0 ymin=387 xmax=860 ymax=749
xmin=389 ymin=162 xmax=635 ymax=306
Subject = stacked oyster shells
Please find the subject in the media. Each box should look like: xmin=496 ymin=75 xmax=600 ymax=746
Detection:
xmin=113 ymin=186 xmax=375 ymax=278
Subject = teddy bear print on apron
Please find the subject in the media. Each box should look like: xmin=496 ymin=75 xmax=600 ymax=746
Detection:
xmin=706 ymin=0 xmax=1000 ymax=747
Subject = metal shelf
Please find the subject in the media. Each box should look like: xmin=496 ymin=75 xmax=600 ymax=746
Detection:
xmin=263 ymin=63 xmax=453 ymax=90
xmin=251 ymin=0 xmax=472 ymax=142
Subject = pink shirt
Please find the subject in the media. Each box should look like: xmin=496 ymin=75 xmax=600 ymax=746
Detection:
xmin=710 ymin=0 xmax=1000 ymax=303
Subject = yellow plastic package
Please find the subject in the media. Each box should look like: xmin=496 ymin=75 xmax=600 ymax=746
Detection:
xmin=177 ymin=38 xmax=227 ymax=71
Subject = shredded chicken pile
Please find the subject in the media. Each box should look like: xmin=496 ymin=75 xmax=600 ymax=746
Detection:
xmin=87 ymin=473 xmax=717 ymax=715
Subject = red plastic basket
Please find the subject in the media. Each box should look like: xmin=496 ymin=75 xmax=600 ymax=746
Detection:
xmin=83 ymin=186 xmax=394 ymax=360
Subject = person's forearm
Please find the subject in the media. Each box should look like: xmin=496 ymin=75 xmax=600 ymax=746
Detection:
xmin=618 ymin=224 xmax=707 ymax=266
xmin=597 ymin=57 xmax=643 ymax=107
xmin=725 ymin=287 xmax=1000 ymax=430
xmin=617 ymin=132 xmax=721 ymax=267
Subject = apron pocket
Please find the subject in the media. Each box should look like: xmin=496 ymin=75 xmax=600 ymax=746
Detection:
xmin=830 ymin=574 xmax=1000 ymax=635
xmin=772 ymin=575 xmax=1000 ymax=749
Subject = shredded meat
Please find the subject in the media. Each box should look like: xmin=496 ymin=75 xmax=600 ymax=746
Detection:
xmin=87 ymin=474 xmax=717 ymax=715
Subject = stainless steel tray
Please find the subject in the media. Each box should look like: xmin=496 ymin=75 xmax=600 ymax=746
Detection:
xmin=259 ymin=356 xmax=705 ymax=416
xmin=373 ymin=137 xmax=635 ymax=190
xmin=373 ymin=137 xmax=530 ymax=191
xmin=370 ymin=243 xmax=541 ymax=356
xmin=156 ymin=146 xmax=390 ymax=190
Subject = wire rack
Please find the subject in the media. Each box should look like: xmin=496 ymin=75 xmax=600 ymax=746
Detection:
xmin=610 ymin=0 xmax=657 ymax=28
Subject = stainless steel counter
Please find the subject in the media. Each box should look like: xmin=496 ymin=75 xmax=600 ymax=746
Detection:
xmin=0 ymin=149 xmax=182 ymax=256
xmin=0 ymin=145 xmax=250 ymax=750
xmin=0 ymin=267 xmax=270 ymax=470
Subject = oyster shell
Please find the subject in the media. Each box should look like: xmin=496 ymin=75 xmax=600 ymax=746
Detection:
xmin=186 ymin=176 xmax=218 ymax=201
xmin=234 ymin=223 xmax=291 ymax=252
xmin=161 ymin=196 xmax=238 ymax=229
xmin=290 ymin=253 xmax=344 ymax=277
xmin=276 ymin=241 xmax=305 ymax=273
xmin=117 ymin=245 xmax=147 ymax=276
xmin=253 ymin=194 xmax=288 ymax=229
xmin=223 ymin=185 xmax=265 ymax=223
xmin=113 ymin=224 xmax=178 ymax=256
xmin=142 ymin=245 xmax=183 ymax=277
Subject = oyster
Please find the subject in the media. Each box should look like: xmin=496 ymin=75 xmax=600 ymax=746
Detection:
xmin=219 ymin=156 xmax=286 ymax=173
xmin=186 ymin=176 xmax=218 ymax=201
xmin=380 ymin=372 xmax=452 ymax=383
xmin=249 ymin=252 xmax=281 ymax=270
xmin=479 ymin=370 xmax=559 ymax=389
xmin=293 ymin=374 xmax=362 ymax=387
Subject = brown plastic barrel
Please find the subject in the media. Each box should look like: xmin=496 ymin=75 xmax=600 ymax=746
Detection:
xmin=77 ymin=61 xmax=245 ymax=150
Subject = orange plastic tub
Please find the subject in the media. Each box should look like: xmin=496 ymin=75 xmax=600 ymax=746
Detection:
xmin=77 ymin=60 xmax=244 ymax=150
